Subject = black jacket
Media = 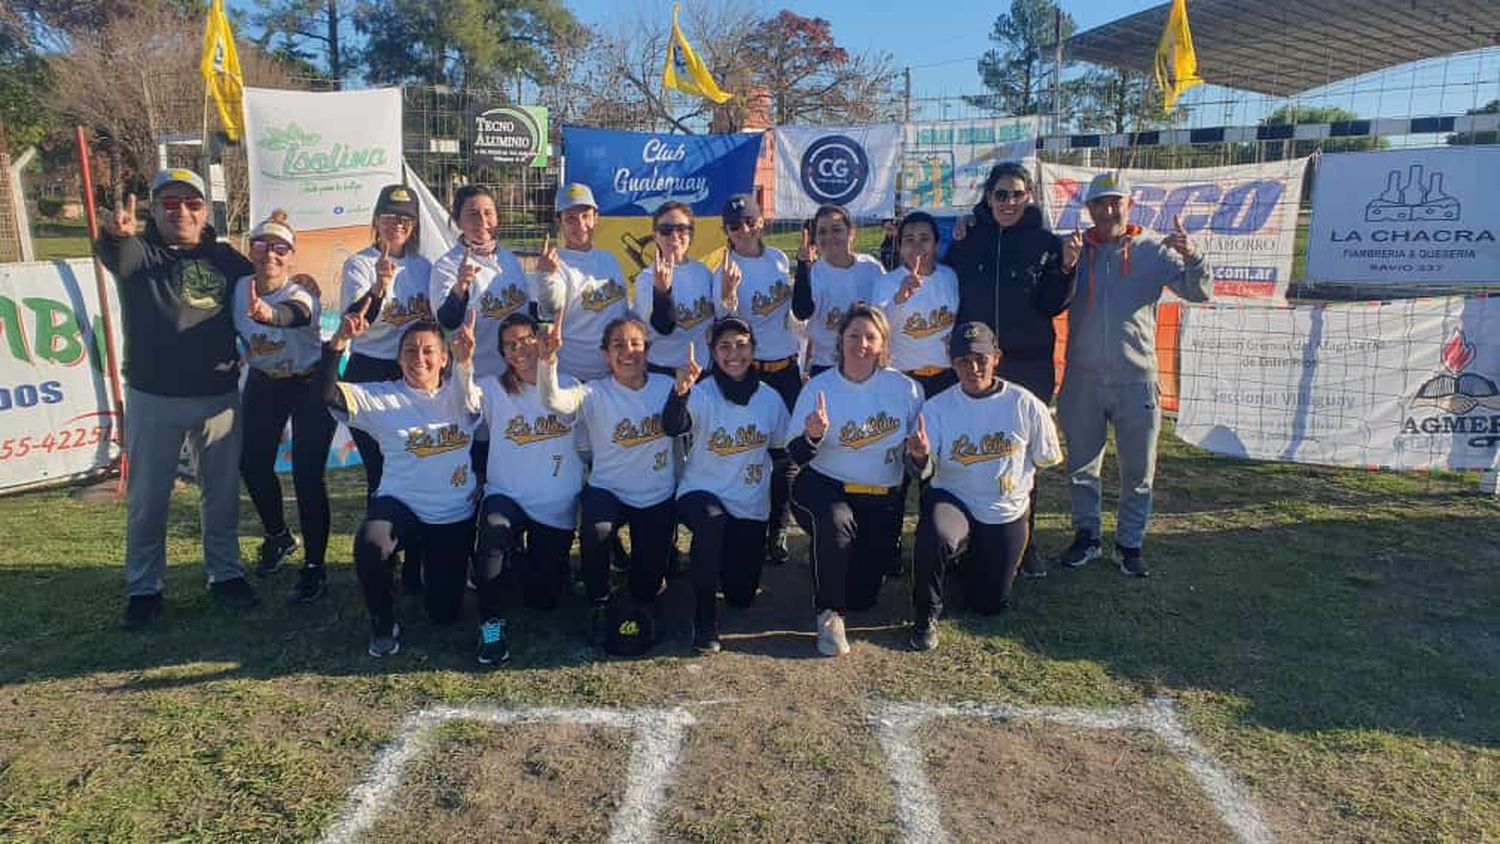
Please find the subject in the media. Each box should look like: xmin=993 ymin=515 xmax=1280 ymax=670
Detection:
xmin=94 ymin=221 xmax=253 ymax=397
xmin=942 ymin=204 xmax=1074 ymax=362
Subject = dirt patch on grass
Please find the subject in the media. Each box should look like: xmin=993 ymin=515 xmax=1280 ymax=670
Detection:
xmin=369 ymin=721 xmax=632 ymax=843
xmin=919 ymin=718 xmax=1234 ymax=842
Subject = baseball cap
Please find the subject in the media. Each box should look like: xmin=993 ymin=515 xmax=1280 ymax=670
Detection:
xmin=150 ymin=168 xmax=206 ymax=198
xmin=555 ymin=183 xmax=598 ymax=212
xmin=722 ymin=193 xmax=761 ymax=227
xmin=1084 ymin=172 xmax=1132 ymax=203
xmin=374 ymin=184 xmax=418 ymax=217
xmin=949 ymin=322 xmax=999 ymax=359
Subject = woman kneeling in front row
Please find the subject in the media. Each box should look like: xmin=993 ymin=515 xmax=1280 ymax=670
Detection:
xmin=906 ymin=322 xmax=1062 ymax=652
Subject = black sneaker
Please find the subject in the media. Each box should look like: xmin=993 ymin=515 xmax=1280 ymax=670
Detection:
xmin=368 ymin=620 xmax=401 ymax=658
xmin=289 ymin=565 xmax=326 ymax=604
xmin=120 ymin=592 xmax=164 ymax=631
xmin=589 ymin=603 xmax=611 ymax=647
xmin=908 ymin=617 xmax=939 ymax=652
xmin=476 ymin=618 xmax=510 ymax=666
xmin=1117 ymin=545 xmax=1150 ymax=578
xmin=210 ymin=577 xmax=262 ymax=610
xmin=766 ymin=531 xmax=790 ymax=567
xmin=693 ymin=605 xmax=721 ymax=655
xmin=1020 ymin=546 xmax=1048 ymax=579
xmin=254 ymin=531 xmax=299 ymax=576
xmin=1058 ymin=530 xmax=1102 ymax=568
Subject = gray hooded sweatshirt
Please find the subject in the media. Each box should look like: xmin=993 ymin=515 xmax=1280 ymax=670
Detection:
xmin=1065 ymin=226 xmax=1213 ymax=383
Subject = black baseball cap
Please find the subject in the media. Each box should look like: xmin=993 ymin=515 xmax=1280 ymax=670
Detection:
xmin=722 ymin=194 xmax=761 ymax=227
xmin=375 ymin=184 xmax=419 ymax=217
xmin=949 ymin=322 xmax=999 ymax=358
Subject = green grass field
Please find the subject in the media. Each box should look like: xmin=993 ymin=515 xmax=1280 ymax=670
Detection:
xmin=0 ymin=424 xmax=1495 ymax=841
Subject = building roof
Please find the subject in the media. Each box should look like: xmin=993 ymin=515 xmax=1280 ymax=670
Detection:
xmin=1066 ymin=0 xmax=1500 ymax=97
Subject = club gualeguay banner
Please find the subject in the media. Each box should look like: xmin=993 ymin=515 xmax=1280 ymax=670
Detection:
xmin=1176 ymin=297 xmax=1500 ymax=470
xmin=1039 ymin=158 xmax=1308 ymax=302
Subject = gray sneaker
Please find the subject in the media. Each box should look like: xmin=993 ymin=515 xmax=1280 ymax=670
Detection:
xmin=1058 ymin=530 xmax=1102 ymax=568
xmin=368 ymin=621 xmax=401 ymax=658
xmin=816 ymin=609 xmax=850 ymax=657
xmin=908 ymin=617 xmax=939 ymax=652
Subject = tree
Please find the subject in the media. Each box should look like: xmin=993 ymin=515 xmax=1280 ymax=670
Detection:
xmin=1260 ymin=105 xmax=1383 ymax=160
xmin=1447 ymin=99 xmax=1498 ymax=146
xmin=355 ymin=0 xmax=579 ymax=91
xmin=251 ymin=0 xmax=356 ymax=87
xmin=1071 ymin=66 xmax=1180 ymax=135
xmin=737 ymin=11 xmax=901 ymax=126
xmin=967 ymin=0 xmax=1074 ymax=117
xmin=0 ymin=28 xmax=53 ymax=153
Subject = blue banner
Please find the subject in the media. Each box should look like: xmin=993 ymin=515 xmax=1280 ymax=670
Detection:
xmin=561 ymin=127 xmax=762 ymax=217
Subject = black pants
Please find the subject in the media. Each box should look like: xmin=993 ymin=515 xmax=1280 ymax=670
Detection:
xmin=342 ymin=352 xmax=402 ymax=497
xmin=1001 ymin=355 xmax=1056 ymax=562
xmin=354 ymin=496 xmax=475 ymax=629
xmin=478 ymin=493 xmax=576 ymax=613
xmin=791 ymin=468 xmax=903 ymax=613
xmin=678 ymin=491 xmax=767 ymax=612
xmin=239 ymin=371 xmax=336 ymax=565
xmin=906 ymin=368 xmax=958 ymax=399
xmin=914 ymin=488 xmax=1029 ymax=618
xmin=580 ymin=486 xmax=674 ymax=605
xmin=756 ymin=359 xmax=802 ymax=544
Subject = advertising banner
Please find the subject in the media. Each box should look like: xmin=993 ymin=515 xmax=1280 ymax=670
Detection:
xmin=243 ymin=87 xmax=404 ymax=231
xmin=470 ymin=105 xmax=549 ymax=167
xmin=560 ymin=127 xmax=762 ymax=217
xmin=1176 ymin=297 xmax=1500 ymax=470
xmin=1306 ymin=147 xmax=1499 ymax=284
xmin=903 ymin=117 xmax=1040 ymax=212
xmin=1040 ymin=158 xmax=1308 ymax=301
xmin=774 ymin=124 xmax=902 ymax=219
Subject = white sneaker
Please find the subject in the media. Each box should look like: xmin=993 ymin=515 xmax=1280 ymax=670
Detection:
xmin=816 ymin=609 xmax=850 ymax=657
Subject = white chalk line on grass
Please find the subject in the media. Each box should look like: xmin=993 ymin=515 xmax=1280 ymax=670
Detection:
xmin=320 ymin=705 xmax=696 ymax=844
xmin=873 ymin=698 xmax=1274 ymax=844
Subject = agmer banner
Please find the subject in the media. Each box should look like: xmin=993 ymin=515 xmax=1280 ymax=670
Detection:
xmin=1176 ymin=297 xmax=1500 ymax=470
xmin=560 ymin=127 xmax=762 ymax=217
xmin=1040 ymin=158 xmax=1308 ymax=301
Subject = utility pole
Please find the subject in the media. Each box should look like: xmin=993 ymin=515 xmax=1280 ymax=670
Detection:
xmin=903 ymin=66 xmax=911 ymax=123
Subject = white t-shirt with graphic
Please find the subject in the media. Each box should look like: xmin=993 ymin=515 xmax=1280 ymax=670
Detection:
xmin=339 ymin=247 xmax=435 ymax=361
xmin=334 ymin=379 xmax=480 ymax=524
xmin=715 ymin=248 xmax=799 ymax=361
xmin=477 ymin=375 xmax=584 ymax=530
xmin=537 ymin=361 xmax=676 ymax=508
xmin=431 ymin=242 xmax=534 ymax=380
xmin=233 ymin=276 xmax=321 ymax=376
xmin=677 ymin=378 xmax=790 ymax=521
xmin=536 ymin=247 xmax=630 ymax=382
xmin=923 ymin=381 xmax=1062 ymax=524
xmin=872 ymin=263 xmax=960 ymax=372
xmin=804 ymin=254 xmax=884 ymax=369
xmin=789 ymin=366 xmax=922 ymax=489
xmin=635 ymin=259 xmax=714 ymax=370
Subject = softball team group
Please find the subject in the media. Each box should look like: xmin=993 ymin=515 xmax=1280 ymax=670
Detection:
xmin=227 ymin=161 xmax=1208 ymax=665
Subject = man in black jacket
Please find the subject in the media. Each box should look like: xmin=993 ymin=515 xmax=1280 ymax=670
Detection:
xmin=943 ymin=161 xmax=1079 ymax=576
xmin=96 ymin=168 xmax=261 ymax=629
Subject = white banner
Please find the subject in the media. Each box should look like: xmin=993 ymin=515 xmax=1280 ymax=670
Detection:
xmin=0 ymin=260 xmax=123 ymax=492
xmin=903 ymin=117 xmax=1040 ymax=212
xmin=1176 ymin=298 xmax=1500 ymax=470
xmin=1040 ymin=159 xmax=1308 ymax=301
xmin=774 ymin=124 xmax=901 ymax=219
xmin=244 ymin=87 xmax=404 ymax=230
xmin=1306 ymin=147 xmax=1500 ymax=284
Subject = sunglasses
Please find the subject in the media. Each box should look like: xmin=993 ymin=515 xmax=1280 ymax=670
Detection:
xmin=501 ymin=335 xmax=538 ymax=353
xmin=159 ymin=196 xmax=206 ymax=212
xmin=378 ymin=213 xmax=414 ymax=227
xmin=725 ymin=219 xmax=758 ymax=232
xmin=989 ymin=189 xmax=1028 ymax=202
xmin=251 ymin=240 xmax=293 ymax=256
xmin=655 ymin=223 xmax=694 ymax=236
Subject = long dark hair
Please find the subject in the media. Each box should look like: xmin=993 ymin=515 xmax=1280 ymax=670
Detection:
xmin=980 ymin=161 xmax=1035 ymax=200
xmin=498 ymin=312 xmax=539 ymax=395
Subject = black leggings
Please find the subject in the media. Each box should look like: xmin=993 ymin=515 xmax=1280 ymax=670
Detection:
xmin=478 ymin=493 xmax=576 ymax=614
xmin=756 ymin=361 xmax=802 ymax=544
xmin=354 ymin=496 xmax=475 ymax=629
xmin=239 ymin=372 xmax=336 ymax=565
xmin=342 ymin=352 xmax=402 ymax=497
xmin=678 ymin=491 xmax=767 ymax=611
xmin=580 ymin=486 xmax=674 ymax=605
xmin=790 ymin=468 xmax=903 ymax=613
xmin=914 ymin=487 xmax=1029 ymax=618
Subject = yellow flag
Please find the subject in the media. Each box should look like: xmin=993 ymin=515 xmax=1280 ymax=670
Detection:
xmin=200 ymin=0 xmax=244 ymax=141
xmin=661 ymin=5 xmax=732 ymax=104
xmin=1155 ymin=0 xmax=1203 ymax=109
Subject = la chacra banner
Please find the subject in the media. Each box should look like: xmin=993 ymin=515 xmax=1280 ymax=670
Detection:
xmin=1040 ymin=158 xmax=1308 ymax=301
xmin=903 ymin=117 xmax=1040 ymax=212
xmin=1306 ymin=147 xmax=1499 ymax=285
xmin=560 ymin=127 xmax=761 ymax=217
xmin=1176 ymin=297 xmax=1500 ymax=470
xmin=243 ymin=87 xmax=404 ymax=231
xmin=774 ymin=124 xmax=901 ymax=219
xmin=471 ymin=105 xmax=549 ymax=168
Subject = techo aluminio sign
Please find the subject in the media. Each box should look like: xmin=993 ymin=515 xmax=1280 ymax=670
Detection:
xmin=470 ymin=106 xmax=548 ymax=167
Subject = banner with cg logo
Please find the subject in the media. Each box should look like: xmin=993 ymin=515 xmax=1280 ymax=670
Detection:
xmin=774 ymin=124 xmax=901 ymax=219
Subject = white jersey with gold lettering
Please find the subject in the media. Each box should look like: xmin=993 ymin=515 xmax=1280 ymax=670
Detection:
xmin=536 ymin=247 xmax=630 ymax=381
xmin=789 ymin=367 xmax=921 ymax=488
xmin=715 ymin=248 xmax=799 ymax=361
xmin=537 ymin=361 xmax=676 ymax=508
xmin=233 ymin=276 xmax=321 ymax=376
xmin=431 ymin=242 xmax=534 ymax=380
xmin=677 ymin=378 xmax=790 ymax=521
xmin=635 ymin=259 xmax=714 ymax=370
xmin=339 ymin=247 xmax=434 ymax=361
xmin=872 ymin=263 xmax=960 ymax=372
xmin=923 ymin=381 xmax=1062 ymax=524
xmin=805 ymin=254 xmax=884 ymax=369
xmin=477 ymin=375 xmax=585 ymax=530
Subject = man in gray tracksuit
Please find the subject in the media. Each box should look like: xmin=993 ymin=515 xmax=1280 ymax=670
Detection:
xmin=1055 ymin=172 xmax=1212 ymax=577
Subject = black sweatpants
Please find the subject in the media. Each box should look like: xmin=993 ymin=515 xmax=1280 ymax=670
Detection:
xmin=354 ymin=496 xmax=475 ymax=629
xmin=342 ymin=352 xmax=402 ymax=497
xmin=914 ymin=487 xmax=1029 ymax=618
xmin=756 ymin=359 xmax=802 ymax=545
xmin=478 ymin=493 xmax=576 ymax=613
xmin=239 ymin=371 xmax=336 ymax=565
xmin=790 ymin=468 xmax=903 ymax=613
xmin=1000 ymin=356 xmax=1056 ymax=563
xmin=580 ymin=485 xmax=674 ymax=605
xmin=678 ymin=491 xmax=768 ymax=614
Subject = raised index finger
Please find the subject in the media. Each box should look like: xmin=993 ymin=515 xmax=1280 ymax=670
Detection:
xmin=1173 ymin=213 xmax=1186 ymax=233
xmin=126 ymin=193 xmax=138 ymax=217
xmin=817 ymin=390 xmax=827 ymax=412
